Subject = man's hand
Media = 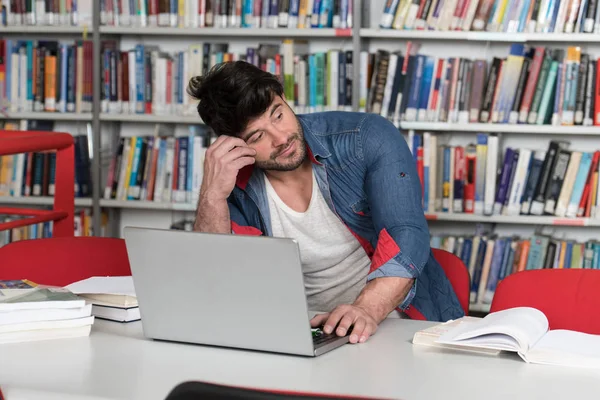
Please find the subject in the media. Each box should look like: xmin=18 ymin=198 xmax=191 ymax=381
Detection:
xmin=200 ymin=135 xmax=256 ymax=202
xmin=310 ymin=305 xmax=378 ymax=344
xmin=310 ymin=277 xmax=414 ymax=344
xmin=193 ymin=136 xmax=255 ymax=233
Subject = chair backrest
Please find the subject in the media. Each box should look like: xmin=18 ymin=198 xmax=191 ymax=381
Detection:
xmin=432 ymin=248 xmax=470 ymax=316
xmin=165 ymin=381 xmax=386 ymax=400
xmin=0 ymin=237 xmax=131 ymax=287
xmin=490 ymin=269 xmax=600 ymax=334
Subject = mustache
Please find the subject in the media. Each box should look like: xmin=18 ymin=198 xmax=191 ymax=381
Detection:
xmin=271 ymin=135 xmax=299 ymax=159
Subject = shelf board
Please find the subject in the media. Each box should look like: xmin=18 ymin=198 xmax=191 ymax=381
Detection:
xmin=425 ymin=212 xmax=599 ymax=226
xmin=469 ymin=303 xmax=491 ymax=313
xmin=100 ymin=26 xmax=352 ymax=38
xmin=100 ymin=199 xmax=196 ymax=211
xmin=361 ymin=29 xmax=600 ymax=43
xmin=0 ymin=25 xmax=90 ymax=34
xmin=400 ymin=122 xmax=600 ymax=135
xmin=0 ymin=196 xmax=92 ymax=207
xmin=0 ymin=112 xmax=93 ymax=121
xmin=100 ymin=113 xmax=203 ymax=124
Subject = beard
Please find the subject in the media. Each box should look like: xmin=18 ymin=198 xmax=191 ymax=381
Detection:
xmin=255 ymin=118 xmax=307 ymax=171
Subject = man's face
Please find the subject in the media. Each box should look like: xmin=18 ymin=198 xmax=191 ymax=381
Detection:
xmin=238 ymin=96 xmax=307 ymax=171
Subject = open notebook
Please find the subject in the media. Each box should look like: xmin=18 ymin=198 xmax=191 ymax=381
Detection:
xmin=436 ymin=307 xmax=600 ymax=368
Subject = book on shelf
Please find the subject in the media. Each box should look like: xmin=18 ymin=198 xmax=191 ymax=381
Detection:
xmin=380 ymin=0 xmax=600 ymax=35
xmin=0 ymin=39 xmax=94 ymax=114
xmin=103 ymin=124 xmax=210 ymax=204
xmin=0 ymin=120 xmax=93 ymax=199
xmin=0 ymin=0 xmax=92 ymax=27
xmin=0 ymin=210 xmax=110 ymax=248
xmin=0 ymin=279 xmax=94 ymax=344
xmin=98 ymin=0 xmax=353 ymax=30
xmin=362 ymin=42 xmax=600 ymax=128
xmin=431 ymin=307 xmax=600 ymax=368
xmin=409 ymin=131 xmax=600 ymax=220
xmin=431 ymin=231 xmax=600 ymax=309
xmin=66 ymin=276 xmax=140 ymax=323
xmin=100 ymin=39 xmax=353 ymax=117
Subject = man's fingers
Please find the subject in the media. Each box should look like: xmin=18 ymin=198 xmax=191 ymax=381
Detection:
xmin=349 ymin=318 xmax=366 ymax=344
xmin=209 ymin=136 xmax=251 ymax=158
xmin=230 ymin=156 xmax=256 ymax=171
xmin=222 ymin=146 xmax=257 ymax=163
xmin=359 ymin=322 xmax=378 ymax=343
xmin=309 ymin=313 xmax=330 ymax=328
xmin=336 ymin=314 xmax=355 ymax=337
xmin=322 ymin=307 xmax=347 ymax=334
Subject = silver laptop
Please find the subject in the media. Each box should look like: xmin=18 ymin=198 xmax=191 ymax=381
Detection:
xmin=123 ymin=227 xmax=349 ymax=357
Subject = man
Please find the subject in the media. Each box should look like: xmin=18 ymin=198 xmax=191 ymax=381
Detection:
xmin=188 ymin=61 xmax=464 ymax=344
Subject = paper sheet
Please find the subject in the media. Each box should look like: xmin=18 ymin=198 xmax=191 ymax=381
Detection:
xmin=66 ymin=276 xmax=136 ymax=297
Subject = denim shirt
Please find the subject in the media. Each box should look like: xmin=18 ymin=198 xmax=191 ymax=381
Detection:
xmin=228 ymin=111 xmax=464 ymax=322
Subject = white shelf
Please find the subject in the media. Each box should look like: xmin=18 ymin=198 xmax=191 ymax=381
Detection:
xmin=361 ymin=29 xmax=600 ymax=43
xmin=469 ymin=303 xmax=491 ymax=313
xmin=0 ymin=26 xmax=90 ymax=34
xmin=400 ymin=122 xmax=600 ymax=135
xmin=100 ymin=199 xmax=196 ymax=211
xmin=0 ymin=112 xmax=92 ymax=121
xmin=425 ymin=212 xmax=600 ymax=226
xmin=100 ymin=113 xmax=203 ymax=124
xmin=0 ymin=196 xmax=93 ymax=207
xmin=100 ymin=26 xmax=352 ymax=38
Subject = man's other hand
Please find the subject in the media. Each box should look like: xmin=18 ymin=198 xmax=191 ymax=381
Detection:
xmin=310 ymin=304 xmax=378 ymax=344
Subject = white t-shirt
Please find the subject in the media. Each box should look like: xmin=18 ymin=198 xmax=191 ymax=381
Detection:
xmin=264 ymin=170 xmax=371 ymax=313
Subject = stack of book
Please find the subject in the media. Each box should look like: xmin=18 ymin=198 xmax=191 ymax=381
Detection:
xmin=0 ymin=280 xmax=94 ymax=344
xmin=66 ymin=276 xmax=140 ymax=323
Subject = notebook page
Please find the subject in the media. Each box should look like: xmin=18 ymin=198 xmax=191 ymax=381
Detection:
xmin=524 ymin=330 xmax=600 ymax=368
xmin=436 ymin=307 xmax=548 ymax=353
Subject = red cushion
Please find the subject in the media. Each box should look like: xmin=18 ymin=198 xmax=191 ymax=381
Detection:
xmin=490 ymin=269 xmax=600 ymax=334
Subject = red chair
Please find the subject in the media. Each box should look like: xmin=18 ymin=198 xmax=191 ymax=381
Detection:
xmin=490 ymin=269 xmax=600 ymax=334
xmin=166 ymin=381 xmax=387 ymax=399
xmin=0 ymin=237 xmax=131 ymax=287
xmin=0 ymin=129 xmax=75 ymax=237
xmin=432 ymin=248 xmax=470 ymax=316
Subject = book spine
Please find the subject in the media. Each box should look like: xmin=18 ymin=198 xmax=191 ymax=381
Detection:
xmin=520 ymin=150 xmax=545 ymax=215
xmin=543 ymin=149 xmax=572 ymax=215
xmin=494 ymin=148 xmax=516 ymax=215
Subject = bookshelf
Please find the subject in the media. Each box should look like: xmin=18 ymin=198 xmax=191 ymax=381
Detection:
xmin=1 ymin=112 xmax=93 ymax=121
xmin=0 ymin=196 xmax=93 ymax=207
xmin=400 ymin=122 xmax=600 ymax=135
xmin=93 ymin=1 xmax=361 ymax=237
xmin=100 ymin=26 xmax=353 ymax=38
xmin=366 ymin=0 xmax=600 ymax=314
xmin=360 ymin=30 xmax=600 ymax=43
xmin=99 ymin=113 xmax=204 ymax=124
xmin=100 ymin=199 xmax=196 ymax=211
xmin=3 ymin=1 xmax=600 ymax=312
xmin=425 ymin=212 xmax=600 ymax=227
xmin=0 ymin=26 xmax=91 ymax=34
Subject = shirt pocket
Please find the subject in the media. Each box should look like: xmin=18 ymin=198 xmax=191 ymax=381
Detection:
xmin=351 ymin=198 xmax=372 ymax=217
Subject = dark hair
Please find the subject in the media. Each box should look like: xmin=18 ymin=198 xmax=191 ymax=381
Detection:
xmin=187 ymin=61 xmax=284 ymax=137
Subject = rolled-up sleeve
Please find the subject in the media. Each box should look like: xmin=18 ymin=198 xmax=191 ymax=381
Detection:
xmin=361 ymin=114 xmax=431 ymax=309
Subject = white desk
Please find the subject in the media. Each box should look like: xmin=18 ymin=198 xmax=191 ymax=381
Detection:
xmin=0 ymin=318 xmax=598 ymax=400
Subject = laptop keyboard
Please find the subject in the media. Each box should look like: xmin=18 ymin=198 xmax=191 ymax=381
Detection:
xmin=312 ymin=328 xmax=342 ymax=347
